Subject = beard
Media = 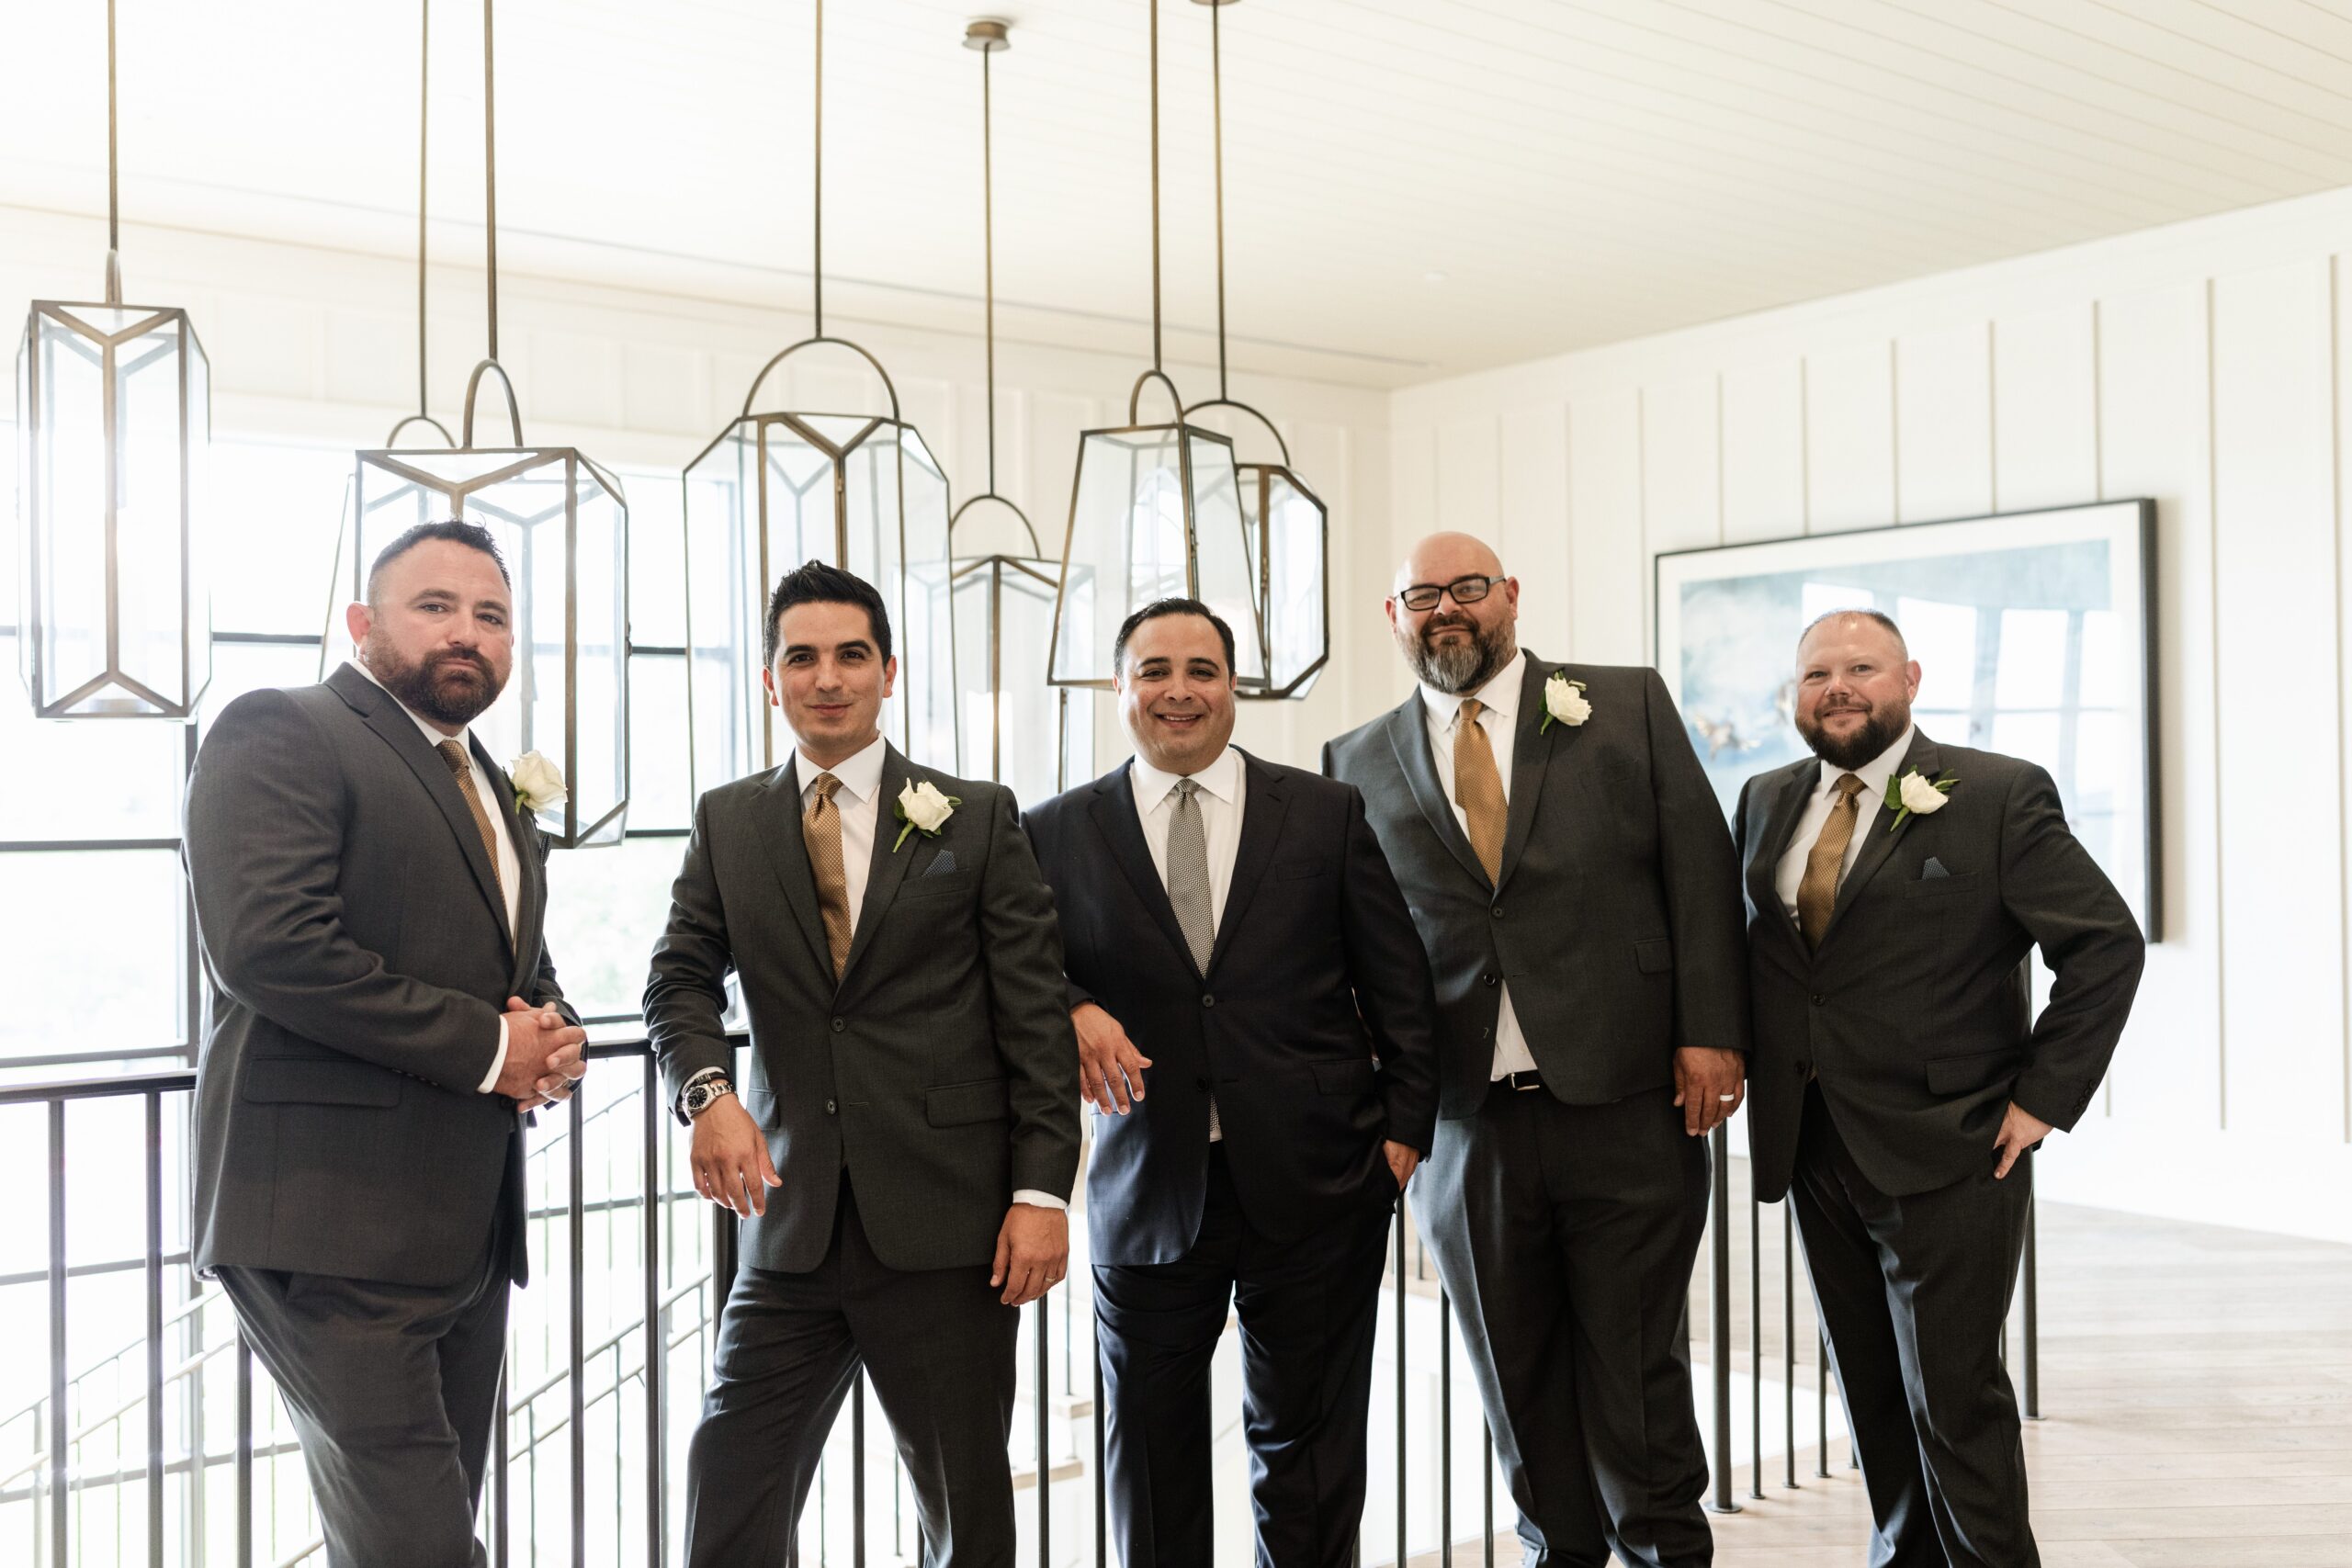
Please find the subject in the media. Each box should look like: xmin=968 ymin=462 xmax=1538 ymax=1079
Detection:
xmin=366 ymin=637 xmax=504 ymax=728
xmin=1398 ymin=610 xmax=1514 ymax=695
xmin=1796 ymin=700 xmax=1909 ymax=771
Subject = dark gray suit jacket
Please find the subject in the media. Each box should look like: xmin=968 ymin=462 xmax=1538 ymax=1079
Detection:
xmin=1734 ymin=731 xmax=2145 ymax=1202
xmin=644 ymin=745 xmax=1081 ymax=1276
xmin=184 ymin=663 xmax=570 ymax=1288
xmin=1324 ymin=654 xmax=1750 ymax=1117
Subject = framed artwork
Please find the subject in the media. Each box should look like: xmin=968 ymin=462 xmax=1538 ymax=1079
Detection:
xmin=1654 ymin=500 xmax=2159 ymax=939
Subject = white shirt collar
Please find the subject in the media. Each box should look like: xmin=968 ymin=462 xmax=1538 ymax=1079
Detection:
xmin=794 ymin=731 xmax=888 ymax=805
xmin=1419 ymin=648 xmax=1527 ymax=730
xmin=1130 ymin=742 xmax=1242 ymax=813
xmin=348 ymin=657 xmax=471 ymax=752
xmin=1815 ymin=724 xmax=1917 ymax=802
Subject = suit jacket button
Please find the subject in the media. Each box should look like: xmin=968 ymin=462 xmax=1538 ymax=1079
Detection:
xmin=825 ymin=1099 xmax=837 ymax=1114
xmin=831 ymin=1017 xmax=847 ymax=1032
xmin=1482 ymin=972 xmax=1498 ymax=987
xmin=1810 ymin=994 xmax=1826 ymax=1006
xmin=1491 ymin=904 xmax=1504 ymax=919
xmin=1194 ymin=1077 xmax=1209 ymax=1089
xmin=1201 ymin=993 xmax=1216 ymax=1008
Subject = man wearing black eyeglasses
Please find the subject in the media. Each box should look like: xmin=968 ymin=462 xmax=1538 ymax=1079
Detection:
xmin=1324 ymin=532 xmax=1748 ymax=1568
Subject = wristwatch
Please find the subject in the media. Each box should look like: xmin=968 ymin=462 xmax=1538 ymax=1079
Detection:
xmin=682 ymin=1077 xmax=736 ymax=1121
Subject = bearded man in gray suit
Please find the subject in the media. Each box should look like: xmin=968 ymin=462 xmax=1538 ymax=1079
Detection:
xmin=185 ymin=520 xmax=589 ymax=1568
xmin=1325 ymin=532 xmax=1748 ymax=1568
xmin=1734 ymin=609 xmax=2143 ymax=1567
xmin=646 ymin=560 xmax=1080 ymax=1568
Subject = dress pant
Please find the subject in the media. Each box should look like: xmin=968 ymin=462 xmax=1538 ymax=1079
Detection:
xmin=1792 ymin=1082 xmax=2038 ymax=1568
xmin=684 ymin=1176 xmax=1020 ymax=1568
xmin=215 ymin=1200 xmax=513 ymax=1568
xmin=1414 ymin=1082 xmax=1713 ymax=1568
xmin=1092 ymin=1145 xmax=1396 ymax=1568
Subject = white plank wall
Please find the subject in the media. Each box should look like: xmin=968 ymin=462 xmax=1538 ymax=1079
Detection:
xmin=1391 ymin=185 xmax=2352 ymax=1243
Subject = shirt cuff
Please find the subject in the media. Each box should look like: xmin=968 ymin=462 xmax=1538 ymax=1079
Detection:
xmin=478 ymin=1015 xmax=510 ymax=1094
xmin=677 ymin=1065 xmax=729 ymax=1120
xmin=1011 ymin=1190 xmax=1068 ymax=1212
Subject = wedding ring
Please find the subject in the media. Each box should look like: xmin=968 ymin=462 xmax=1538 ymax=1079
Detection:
xmin=1717 ymin=1093 xmax=1736 ymax=1102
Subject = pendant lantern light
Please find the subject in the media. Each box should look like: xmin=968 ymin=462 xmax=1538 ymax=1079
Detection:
xmin=949 ymin=19 xmax=1092 ymax=802
xmin=344 ymin=0 xmax=630 ymax=848
xmin=1189 ymin=0 xmax=1329 ymax=700
xmin=683 ymin=0 xmax=958 ymax=788
xmin=1046 ymin=0 xmax=1266 ymax=693
xmin=15 ymin=0 xmax=213 ymax=719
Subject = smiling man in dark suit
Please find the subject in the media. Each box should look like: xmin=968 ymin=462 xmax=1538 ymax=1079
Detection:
xmin=1023 ymin=598 xmax=1439 ymax=1568
xmin=1733 ymin=608 xmax=2143 ymax=1568
xmin=1325 ymin=531 xmax=1747 ymax=1568
xmin=645 ymin=560 xmax=1080 ymax=1568
xmin=185 ymin=521 xmax=588 ymax=1568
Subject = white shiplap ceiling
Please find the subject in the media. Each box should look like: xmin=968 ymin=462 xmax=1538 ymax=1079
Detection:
xmin=5 ymin=0 xmax=2352 ymax=388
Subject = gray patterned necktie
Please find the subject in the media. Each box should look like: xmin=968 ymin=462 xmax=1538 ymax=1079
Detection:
xmin=1166 ymin=778 xmax=1215 ymax=972
xmin=1165 ymin=777 xmax=1222 ymax=1141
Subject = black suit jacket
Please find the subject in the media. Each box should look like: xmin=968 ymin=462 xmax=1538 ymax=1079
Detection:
xmin=1023 ymin=750 xmax=1441 ymax=1267
xmin=1324 ymin=655 xmax=1750 ymax=1118
xmin=1734 ymin=731 xmax=2145 ymax=1202
xmin=645 ymin=744 xmax=1081 ymax=1275
xmin=184 ymin=663 xmax=570 ymax=1288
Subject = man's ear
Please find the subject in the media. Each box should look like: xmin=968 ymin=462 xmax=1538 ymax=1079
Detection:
xmin=1905 ymin=660 xmax=1923 ymax=699
xmin=760 ymin=664 xmax=780 ymax=708
xmin=345 ymin=601 xmax=372 ymax=649
xmin=881 ymin=655 xmax=899 ymax=701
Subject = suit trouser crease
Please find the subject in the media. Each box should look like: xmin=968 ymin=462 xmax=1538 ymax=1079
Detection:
xmin=214 ymin=1209 xmax=511 ymax=1568
xmin=1093 ymin=1149 xmax=1394 ymax=1568
xmin=684 ymin=1179 xmax=1020 ymax=1568
xmin=1792 ymin=1085 xmax=2038 ymax=1568
xmin=1413 ymin=1084 xmax=1713 ymax=1568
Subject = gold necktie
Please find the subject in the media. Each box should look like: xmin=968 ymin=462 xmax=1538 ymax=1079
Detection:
xmin=804 ymin=773 xmax=853 ymax=979
xmin=1796 ymin=773 xmax=1867 ymax=950
xmin=1453 ymin=698 xmax=1508 ymax=886
xmin=435 ymin=739 xmax=506 ymax=908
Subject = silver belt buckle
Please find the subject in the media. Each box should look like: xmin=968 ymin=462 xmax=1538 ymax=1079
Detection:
xmin=1508 ymin=1069 xmax=1540 ymax=1092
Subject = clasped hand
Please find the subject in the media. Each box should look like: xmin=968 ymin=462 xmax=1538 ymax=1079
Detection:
xmin=495 ymin=997 xmax=587 ymax=1111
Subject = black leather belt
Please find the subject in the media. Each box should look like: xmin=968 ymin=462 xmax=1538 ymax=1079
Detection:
xmin=1497 ymin=1069 xmax=1544 ymax=1093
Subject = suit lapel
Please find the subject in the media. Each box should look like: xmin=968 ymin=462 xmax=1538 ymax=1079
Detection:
xmin=1496 ymin=655 xmax=1571 ymax=894
xmin=750 ymin=758 xmax=837 ymax=982
xmin=1089 ymin=763 xmax=1204 ymax=979
xmin=837 ymin=746 xmax=919 ymax=987
xmin=1747 ymin=759 xmax=1819 ymax=948
xmin=1384 ymin=696 xmax=1488 ymax=889
xmin=475 ymin=735 xmax=541 ymax=987
xmin=1206 ymin=751 xmax=1288 ymax=979
xmin=1821 ymin=731 xmax=1937 ymax=945
xmin=331 ymin=664 xmax=514 ymax=949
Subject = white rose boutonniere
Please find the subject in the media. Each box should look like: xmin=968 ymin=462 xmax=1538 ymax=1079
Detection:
xmin=1883 ymin=768 xmax=1956 ymax=833
xmin=1539 ymin=671 xmax=1591 ymax=734
xmin=507 ymin=750 xmax=568 ymax=814
xmin=892 ymin=779 xmax=962 ymax=852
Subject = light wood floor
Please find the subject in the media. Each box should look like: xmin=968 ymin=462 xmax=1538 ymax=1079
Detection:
xmin=1428 ymin=1190 xmax=2352 ymax=1566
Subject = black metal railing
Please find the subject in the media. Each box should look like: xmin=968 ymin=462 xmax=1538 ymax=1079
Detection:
xmin=0 ymin=1055 xmax=2037 ymax=1567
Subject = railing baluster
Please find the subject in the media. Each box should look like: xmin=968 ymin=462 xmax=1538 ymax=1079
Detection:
xmin=147 ymin=1091 xmax=166 ymax=1568
xmin=642 ymin=1057 xmax=665 ymax=1567
xmin=1782 ymin=1201 xmax=1795 ymax=1491
xmin=1092 ymin=1354 xmax=1106 ymax=1568
xmin=1815 ymin=1332 xmax=1829 ymax=1480
xmin=569 ymin=1090 xmax=588 ymax=1568
xmin=852 ymin=1369 xmax=866 ymax=1567
xmin=49 ymin=1100 xmax=68 ymax=1568
xmin=235 ymin=1334 xmax=254 ymax=1568
xmin=1748 ymin=1189 xmax=1762 ymax=1502
xmin=493 ymin=1365 xmax=510 ymax=1568
xmin=2023 ymin=1193 xmax=2040 ymax=1421
xmin=1705 ymin=1122 xmax=1736 ymax=1515
xmin=1393 ymin=1212 xmax=1406 ymax=1568
xmin=1034 ymin=1298 xmax=1049 ymax=1568
xmin=1438 ymin=1291 xmax=1451 ymax=1563
xmin=1481 ymin=1423 xmax=1493 ymax=1568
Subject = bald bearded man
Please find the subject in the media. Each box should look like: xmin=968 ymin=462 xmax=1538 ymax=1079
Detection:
xmin=1324 ymin=533 xmax=1748 ymax=1568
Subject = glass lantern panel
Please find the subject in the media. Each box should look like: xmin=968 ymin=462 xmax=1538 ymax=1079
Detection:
xmin=1184 ymin=433 xmax=1267 ymax=687
xmin=115 ymin=317 xmax=193 ymax=712
xmin=567 ymin=462 xmax=628 ymax=846
xmin=950 ymin=559 xmax=995 ymax=782
xmin=1053 ymin=426 xmax=1189 ymax=686
xmin=896 ymin=427 xmax=956 ymax=772
xmin=183 ymin=337 xmax=213 ymax=704
xmin=27 ymin=314 xmax=108 ymax=707
xmin=838 ymin=423 xmax=907 ymax=751
xmin=684 ymin=422 xmax=763 ymax=790
xmin=998 ymin=559 xmax=1072 ymax=805
xmin=1254 ymin=467 xmax=1328 ymax=696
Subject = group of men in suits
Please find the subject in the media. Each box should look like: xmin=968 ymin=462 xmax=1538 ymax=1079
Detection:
xmin=183 ymin=517 xmax=2142 ymax=1568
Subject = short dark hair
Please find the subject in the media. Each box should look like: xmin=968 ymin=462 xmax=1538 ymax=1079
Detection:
xmin=366 ymin=520 xmax=510 ymax=604
xmin=1801 ymin=606 xmax=1908 ymax=656
xmin=764 ymin=559 xmax=894 ymax=668
xmin=1114 ymin=597 xmax=1236 ymax=675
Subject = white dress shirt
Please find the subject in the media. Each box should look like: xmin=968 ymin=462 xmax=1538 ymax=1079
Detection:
xmin=348 ymin=658 xmax=523 ymax=1095
xmin=1127 ymin=743 xmax=1246 ymax=1141
xmin=1773 ymin=726 xmax=1917 ymax=919
xmin=1418 ymin=649 xmax=1540 ymax=1079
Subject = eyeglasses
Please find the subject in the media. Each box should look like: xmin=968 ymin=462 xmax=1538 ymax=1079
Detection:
xmin=1393 ymin=574 xmax=1504 ymax=613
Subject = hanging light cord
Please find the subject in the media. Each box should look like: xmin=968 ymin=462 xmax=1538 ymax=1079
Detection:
xmin=814 ymin=0 xmax=825 ymax=339
xmin=1212 ymin=0 xmax=1227 ymax=400
xmin=983 ymin=39 xmax=996 ymax=495
xmin=1149 ymin=0 xmax=1162 ymax=372
xmin=417 ymin=0 xmax=431 ymax=417
xmin=104 ymin=0 xmax=120 ymax=303
xmin=482 ymin=0 xmax=499 ymax=361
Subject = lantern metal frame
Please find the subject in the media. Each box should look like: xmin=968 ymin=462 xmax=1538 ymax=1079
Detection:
xmin=15 ymin=0 xmax=212 ymax=720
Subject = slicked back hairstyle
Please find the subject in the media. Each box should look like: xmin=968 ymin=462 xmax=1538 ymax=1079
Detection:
xmin=764 ymin=559 xmax=894 ymax=668
xmin=1801 ymin=606 xmax=1908 ymax=658
xmin=365 ymin=520 xmax=511 ymax=605
xmin=1114 ymin=597 xmax=1237 ymax=676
